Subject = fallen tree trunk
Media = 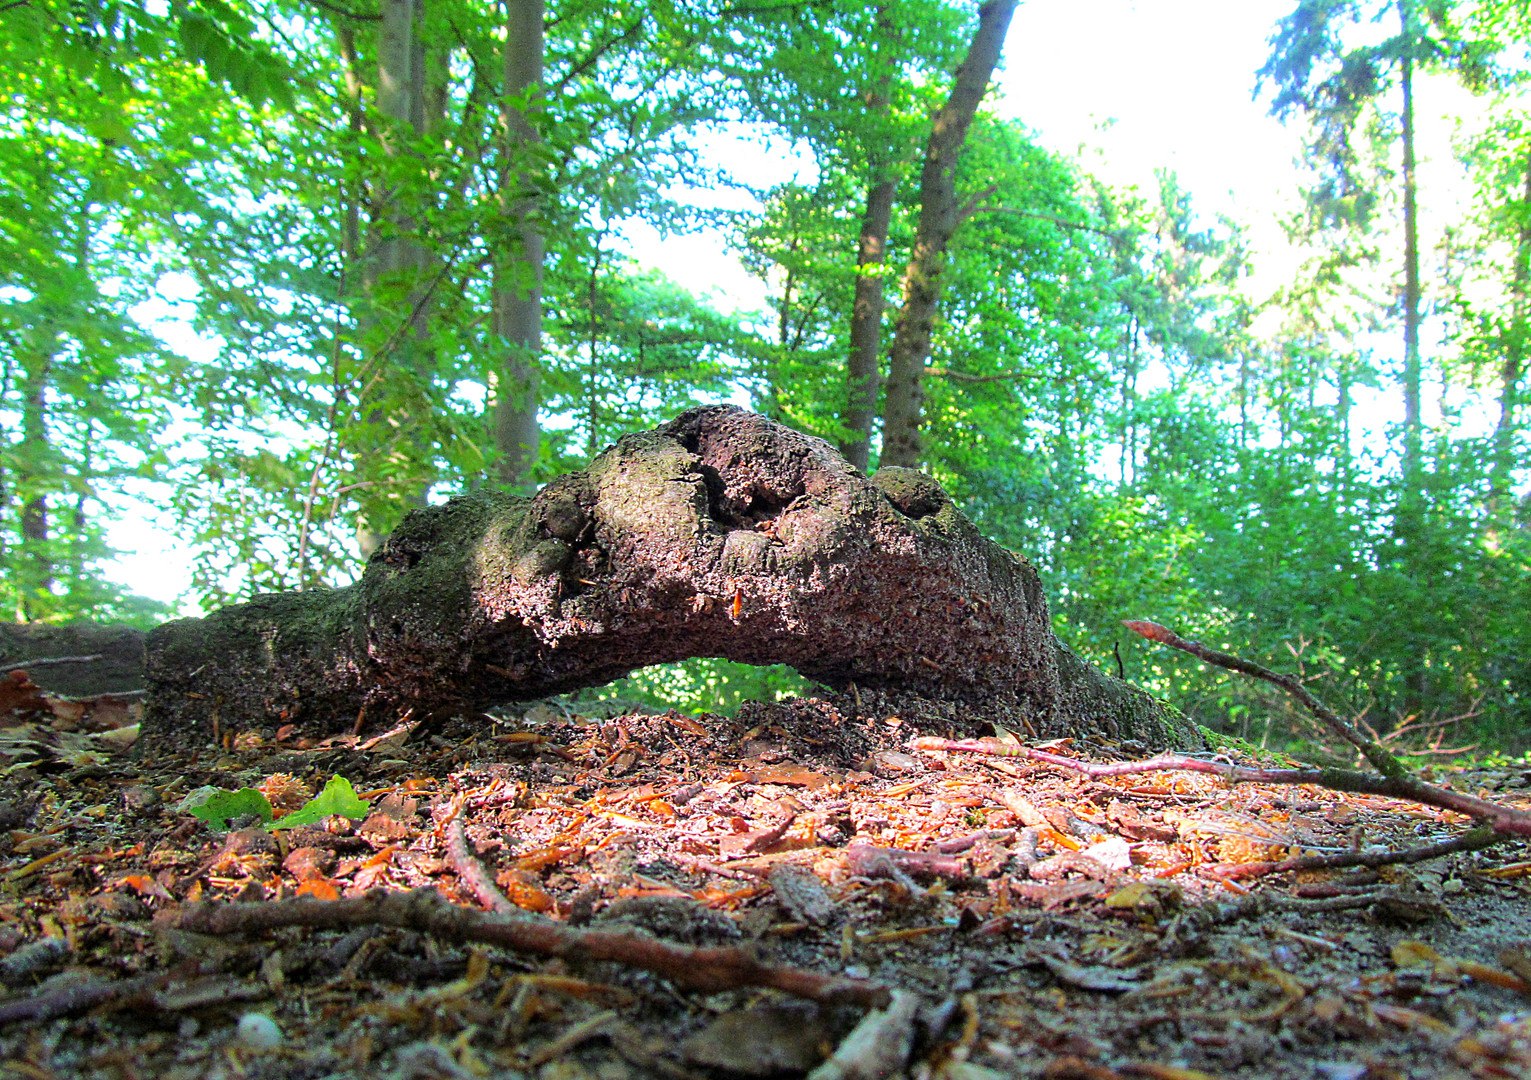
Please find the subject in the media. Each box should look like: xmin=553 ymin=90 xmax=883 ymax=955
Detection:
xmin=136 ymin=406 xmax=1198 ymax=748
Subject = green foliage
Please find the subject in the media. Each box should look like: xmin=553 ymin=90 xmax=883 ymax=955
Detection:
xmin=269 ymin=775 xmax=371 ymax=830
xmin=579 ymin=660 xmax=813 ymax=718
xmin=183 ymin=786 xmax=273 ymax=830
xmin=5 ymin=0 xmax=1530 ymax=758
xmin=182 ymin=775 xmax=370 ymax=831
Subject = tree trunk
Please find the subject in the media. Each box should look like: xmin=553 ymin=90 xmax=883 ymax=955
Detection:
xmin=839 ymin=7 xmax=899 ymax=473
xmin=880 ymin=0 xmax=1017 ymax=468
xmin=1397 ymin=0 xmax=1426 ymax=715
xmin=336 ymin=27 xmax=365 ymax=285
xmin=356 ymin=0 xmax=435 ymax=555
xmin=492 ymin=0 xmax=546 ymax=488
xmin=1399 ymin=1 xmax=1422 ymax=489
xmin=1492 ymin=152 xmax=1531 ymax=519
xmin=842 ymin=177 xmax=896 ymax=473
xmin=139 ymin=407 xmax=1200 ymax=752
xmin=16 ymin=349 xmax=53 ymax=617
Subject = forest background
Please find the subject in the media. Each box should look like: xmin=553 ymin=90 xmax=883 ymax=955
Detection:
xmin=4 ymin=0 xmax=1530 ymax=756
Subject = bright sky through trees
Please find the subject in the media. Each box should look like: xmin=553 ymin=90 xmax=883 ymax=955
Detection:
xmin=106 ymin=0 xmax=1495 ymax=607
xmin=12 ymin=0 xmax=1528 ymax=746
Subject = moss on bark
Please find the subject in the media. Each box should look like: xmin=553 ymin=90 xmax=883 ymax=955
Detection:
xmin=138 ymin=407 xmax=1200 ymax=750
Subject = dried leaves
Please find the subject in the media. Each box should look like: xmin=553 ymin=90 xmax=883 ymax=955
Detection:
xmin=0 ymin=694 xmax=1528 ymax=1078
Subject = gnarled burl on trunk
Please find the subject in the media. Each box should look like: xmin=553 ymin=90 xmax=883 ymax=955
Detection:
xmin=142 ymin=407 xmax=1198 ymax=748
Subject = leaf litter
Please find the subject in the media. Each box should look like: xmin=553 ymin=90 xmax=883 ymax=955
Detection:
xmin=0 ymin=681 xmax=1527 ymax=1078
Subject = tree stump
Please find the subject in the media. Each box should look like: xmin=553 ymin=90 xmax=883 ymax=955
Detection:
xmin=140 ymin=407 xmax=1199 ymax=748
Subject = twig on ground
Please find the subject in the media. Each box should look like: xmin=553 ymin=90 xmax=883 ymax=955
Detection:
xmin=0 ymin=972 xmax=160 ymax=1025
xmin=933 ymin=829 xmax=1016 ymax=854
xmin=1121 ymin=620 xmax=1407 ymax=782
xmin=912 ymin=737 xmax=1531 ymax=838
xmin=845 ymin=844 xmax=967 ymax=882
xmin=0 ymin=654 xmax=104 ymax=675
xmin=443 ymin=814 xmax=524 ymax=917
xmin=1204 ymin=826 xmax=1504 ymax=880
xmin=0 ymin=963 xmax=216 ymax=1025
xmin=161 ymin=887 xmax=891 ymax=1008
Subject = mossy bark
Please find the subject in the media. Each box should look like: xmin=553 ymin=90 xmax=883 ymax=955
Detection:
xmin=0 ymin=623 xmax=145 ymax=699
xmin=139 ymin=407 xmax=1200 ymax=749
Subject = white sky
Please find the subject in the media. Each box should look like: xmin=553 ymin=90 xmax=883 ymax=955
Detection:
xmin=108 ymin=0 xmax=1493 ymax=608
xmin=1003 ymin=0 xmax=1303 ymax=229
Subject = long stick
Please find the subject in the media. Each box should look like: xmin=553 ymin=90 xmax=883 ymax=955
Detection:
xmin=163 ymin=887 xmax=889 ymax=1008
xmin=1121 ymin=619 xmax=1409 ymax=783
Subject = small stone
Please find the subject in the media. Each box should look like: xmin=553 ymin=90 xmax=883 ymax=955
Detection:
xmin=176 ymin=786 xmax=223 ymax=815
xmin=236 ymin=1012 xmax=282 ymax=1051
xmin=769 ymin=864 xmax=835 ymax=925
xmin=122 ymin=785 xmax=161 ymax=811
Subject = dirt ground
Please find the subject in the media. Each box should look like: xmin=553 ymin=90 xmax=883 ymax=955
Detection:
xmin=0 ymin=678 xmax=1530 ymax=1080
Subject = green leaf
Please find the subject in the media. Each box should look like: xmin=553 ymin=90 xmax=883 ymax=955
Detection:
xmin=183 ymin=786 xmax=274 ymax=830
xmin=269 ymin=775 xmax=370 ymax=830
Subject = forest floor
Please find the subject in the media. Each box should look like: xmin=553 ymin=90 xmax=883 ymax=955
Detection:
xmin=0 ymin=681 xmax=1529 ymax=1080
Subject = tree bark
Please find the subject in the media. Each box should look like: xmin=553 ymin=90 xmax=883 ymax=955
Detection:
xmin=139 ymin=407 xmax=1200 ymax=751
xmin=842 ymin=177 xmax=895 ymax=472
xmin=356 ymin=0 xmax=436 ymax=556
xmin=1396 ymin=0 xmax=1426 ymax=715
xmin=492 ymin=0 xmax=546 ymax=488
xmin=1399 ymin=0 xmax=1422 ymax=488
xmin=880 ymin=0 xmax=1017 ymax=468
xmin=839 ymin=7 xmax=899 ymax=473
xmin=16 ymin=349 xmax=53 ymax=616
xmin=1491 ymin=152 xmax=1531 ymax=519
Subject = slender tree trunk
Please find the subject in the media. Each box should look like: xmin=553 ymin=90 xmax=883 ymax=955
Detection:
xmin=1491 ymin=154 xmax=1531 ymax=518
xmin=1399 ymin=0 xmax=1422 ymax=487
xmin=492 ymin=0 xmax=546 ymax=487
xmin=337 ymin=27 xmax=365 ymax=284
xmin=1237 ymin=345 xmax=1250 ymax=448
xmin=840 ymin=7 xmax=899 ymax=472
xmin=1338 ymin=358 xmax=1352 ymax=467
xmin=1122 ymin=314 xmax=1138 ymax=486
xmin=356 ymin=0 xmax=433 ymax=554
xmin=587 ymin=243 xmax=604 ymax=459
xmin=374 ymin=0 xmax=420 ymax=285
xmin=842 ymin=177 xmax=896 ymax=472
xmin=17 ymin=350 xmax=53 ymax=616
xmin=68 ymin=432 xmax=92 ymax=589
xmin=880 ymin=0 xmax=1018 ymax=467
xmin=1397 ymin=0 xmax=1426 ymax=715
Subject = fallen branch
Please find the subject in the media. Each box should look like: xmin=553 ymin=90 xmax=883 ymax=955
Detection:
xmin=0 ymin=654 xmax=104 ymax=675
xmin=1120 ymin=620 xmax=1407 ymax=782
xmin=161 ymin=887 xmax=890 ymax=1008
xmin=918 ymin=736 xmax=1515 ymax=875
xmin=0 ymin=963 xmax=213 ymax=1026
xmin=1117 ymin=620 xmax=1531 ymax=837
xmin=914 ymin=622 xmax=1531 ymax=878
xmin=1203 ymin=826 xmax=1503 ymax=881
xmin=442 ymin=813 xmax=525 ymax=917
xmin=140 ymin=408 xmax=1197 ymax=751
xmin=912 ymin=738 xmax=1531 ymax=837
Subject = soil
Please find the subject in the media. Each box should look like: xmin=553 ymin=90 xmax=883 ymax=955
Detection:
xmin=0 ymin=680 xmax=1529 ymax=1080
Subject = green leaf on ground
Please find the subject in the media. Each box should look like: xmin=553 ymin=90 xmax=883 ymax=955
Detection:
xmin=269 ymin=775 xmax=370 ymax=830
xmin=183 ymin=786 xmax=275 ymax=830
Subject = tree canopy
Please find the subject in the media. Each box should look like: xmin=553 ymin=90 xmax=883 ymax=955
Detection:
xmin=3 ymin=0 xmax=1530 ymax=752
